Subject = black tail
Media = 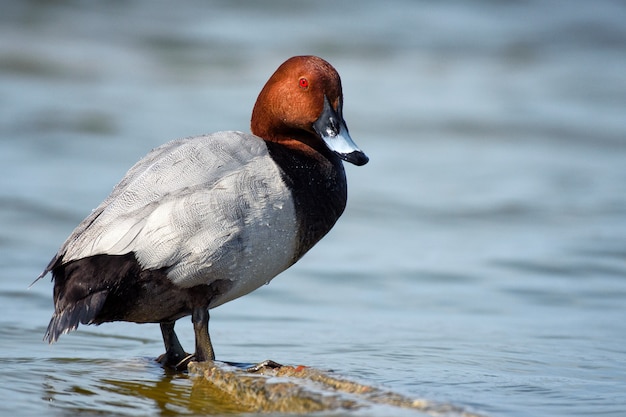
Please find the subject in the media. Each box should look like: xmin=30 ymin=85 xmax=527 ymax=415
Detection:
xmin=44 ymin=253 xmax=140 ymax=343
xmin=45 ymin=291 xmax=108 ymax=343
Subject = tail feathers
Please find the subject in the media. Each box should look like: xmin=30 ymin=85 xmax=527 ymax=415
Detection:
xmin=44 ymin=291 xmax=108 ymax=343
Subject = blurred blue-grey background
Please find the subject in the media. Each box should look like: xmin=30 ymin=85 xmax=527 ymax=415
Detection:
xmin=2 ymin=1 xmax=626 ymax=416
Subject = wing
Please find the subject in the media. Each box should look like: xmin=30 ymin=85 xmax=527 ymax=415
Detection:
xmin=39 ymin=131 xmax=297 ymax=290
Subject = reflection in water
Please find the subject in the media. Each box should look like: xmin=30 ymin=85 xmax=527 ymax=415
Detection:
xmin=105 ymin=372 xmax=249 ymax=415
xmin=38 ymin=358 xmax=249 ymax=416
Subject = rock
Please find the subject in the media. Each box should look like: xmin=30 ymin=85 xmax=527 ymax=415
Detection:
xmin=188 ymin=361 xmax=485 ymax=416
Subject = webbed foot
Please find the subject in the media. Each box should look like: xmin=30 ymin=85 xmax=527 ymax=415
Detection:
xmin=156 ymin=351 xmax=195 ymax=371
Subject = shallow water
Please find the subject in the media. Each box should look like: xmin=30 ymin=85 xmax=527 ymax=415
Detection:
xmin=2 ymin=1 xmax=626 ymax=416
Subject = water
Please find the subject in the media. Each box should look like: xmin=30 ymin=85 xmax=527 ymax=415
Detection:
xmin=2 ymin=0 xmax=626 ymax=416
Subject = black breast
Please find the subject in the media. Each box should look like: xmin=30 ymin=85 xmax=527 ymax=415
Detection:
xmin=265 ymin=141 xmax=348 ymax=262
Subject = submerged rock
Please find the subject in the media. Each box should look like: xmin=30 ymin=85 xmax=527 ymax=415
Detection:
xmin=188 ymin=361 xmax=486 ymax=416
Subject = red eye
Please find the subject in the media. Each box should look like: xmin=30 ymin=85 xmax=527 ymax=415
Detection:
xmin=299 ymin=77 xmax=309 ymax=89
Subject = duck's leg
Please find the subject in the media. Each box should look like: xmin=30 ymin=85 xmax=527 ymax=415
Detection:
xmin=156 ymin=321 xmax=192 ymax=369
xmin=187 ymin=307 xmax=280 ymax=371
xmin=192 ymin=307 xmax=215 ymax=362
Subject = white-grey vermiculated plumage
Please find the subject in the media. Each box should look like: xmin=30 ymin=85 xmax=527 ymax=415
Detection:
xmin=52 ymin=131 xmax=297 ymax=307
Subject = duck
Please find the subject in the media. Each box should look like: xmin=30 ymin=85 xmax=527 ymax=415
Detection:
xmin=36 ymin=55 xmax=368 ymax=369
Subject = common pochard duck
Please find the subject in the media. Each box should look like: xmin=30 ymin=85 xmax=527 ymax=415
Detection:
xmin=37 ymin=55 xmax=368 ymax=369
